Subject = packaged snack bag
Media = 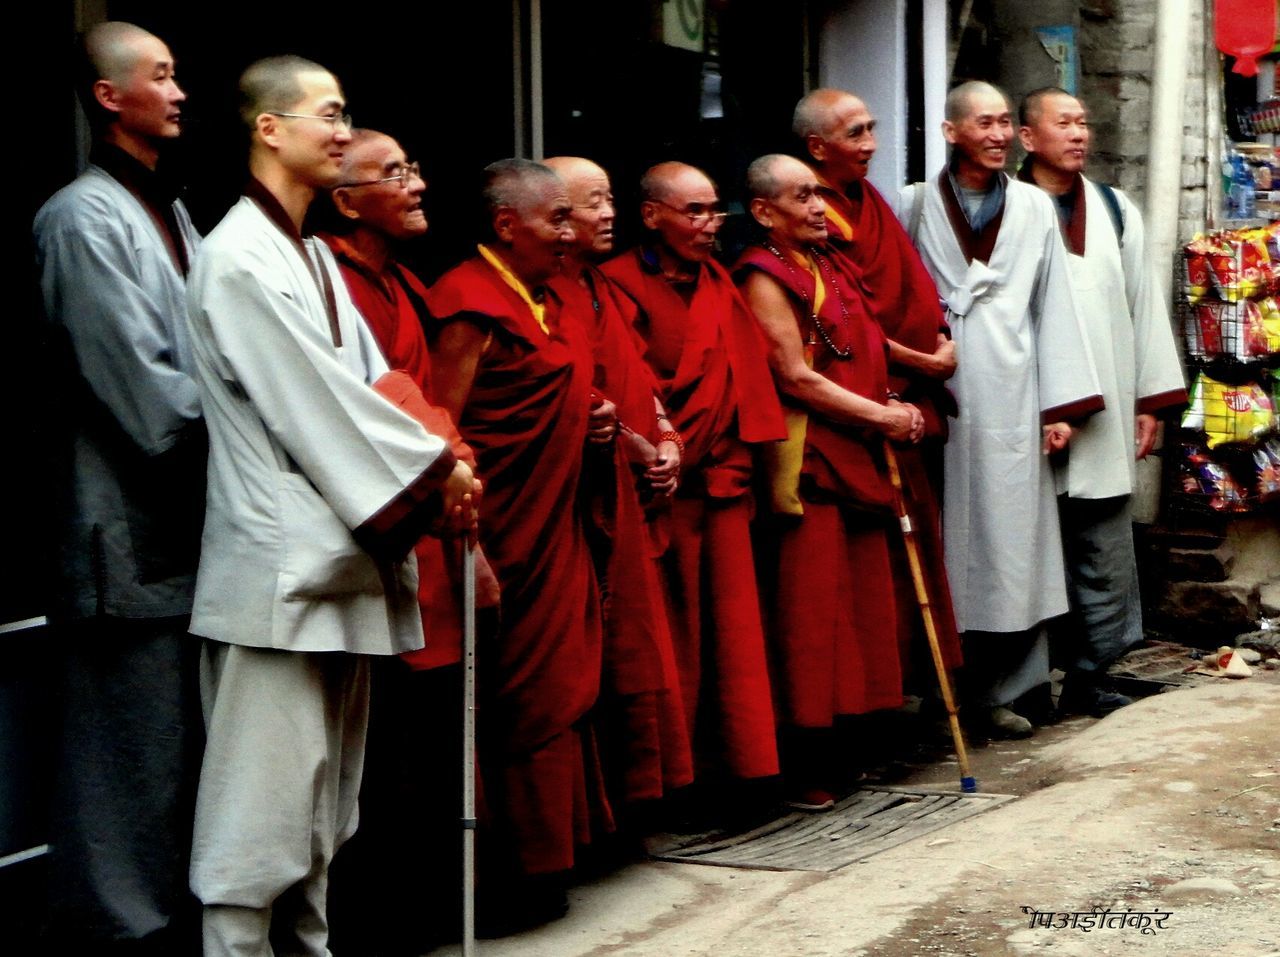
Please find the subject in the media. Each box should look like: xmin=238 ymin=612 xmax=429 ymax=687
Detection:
xmin=1252 ymin=437 xmax=1280 ymax=502
xmin=1182 ymin=372 xmax=1276 ymax=447
xmin=1180 ymin=443 xmax=1249 ymax=511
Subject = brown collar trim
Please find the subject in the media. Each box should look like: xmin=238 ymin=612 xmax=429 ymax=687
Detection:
xmin=938 ymin=168 xmax=1005 ymax=264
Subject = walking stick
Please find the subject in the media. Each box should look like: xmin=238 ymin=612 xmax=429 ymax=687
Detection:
xmin=883 ymin=443 xmax=977 ymax=794
xmin=461 ymin=537 xmax=478 ymax=956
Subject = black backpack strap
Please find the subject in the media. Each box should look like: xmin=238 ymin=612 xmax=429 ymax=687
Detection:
xmin=1096 ymin=181 xmax=1125 ymax=243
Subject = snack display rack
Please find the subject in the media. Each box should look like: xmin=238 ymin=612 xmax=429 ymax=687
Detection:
xmin=1176 ymin=226 xmax=1280 ymax=513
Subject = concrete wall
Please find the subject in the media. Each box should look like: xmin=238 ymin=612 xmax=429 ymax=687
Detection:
xmin=1079 ymin=0 xmax=1216 ymax=242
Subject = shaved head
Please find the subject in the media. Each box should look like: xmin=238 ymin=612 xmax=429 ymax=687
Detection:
xmin=238 ymin=54 xmax=332 ymax=129
xmin=83 ymin=21 xmax=155 ymax=85
xmin=640 ymin=161 xmax=715 ymax=204
xmin=77 ymin=22 xmax=165 ymax=130
xmin=792 ymin=88 xmax=865 ymax=140
xmin=543 ymin=155 xmax=606 ymax=185
xmin=338 ymin=128 xmax=396 ymax=181
xmin=482 ymin=158 xmax=565 ymax=227
xmin=1019 ymin=86 xmax=1074 ymax=127
xmin=945 ymin=80 xmax=1009 ymax=123
xmin=545 ymin=156 xmax=615 ymax=258
xmin=745 ymin=153 xmax=795 ymax=201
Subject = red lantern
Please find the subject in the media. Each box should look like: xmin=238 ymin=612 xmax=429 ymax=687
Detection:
xmin=1216 ymin=0 xmax=1278 ymax=77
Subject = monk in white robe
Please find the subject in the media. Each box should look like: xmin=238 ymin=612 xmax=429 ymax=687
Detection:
xmin=185 ymin=57 xmax=476 ymax=956
xmin=900 ymin=81 xmax=1102 ymax=738
xmin=1017 ymin=88 xmax=1186 ymax=716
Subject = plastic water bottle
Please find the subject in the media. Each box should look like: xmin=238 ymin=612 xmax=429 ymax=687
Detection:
xmin=1230 ymin=154 xmax=1256 ymax=219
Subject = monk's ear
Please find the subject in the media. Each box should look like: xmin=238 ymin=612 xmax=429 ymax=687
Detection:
xmin=749 ymin=197 xmax=772 ymax=229
xmin=331 ymin=187 xmax=361 ymax=221
xmin=639 ymin=200 xmax=660 ymax=231
xmin=93 ymin=79 xmax=122 ymax=115
xmin=941 ymin=119 xmax=957 ymax=146
xmin=493 ymin=206 xmax=517 ymax=243
xmin=806 ymin=133 xmax=827 ymax=164
xmin=1017 ymin=126 xmax=1035 ymax=153
xmin=255 ymin=112 xmax=281 ymax=148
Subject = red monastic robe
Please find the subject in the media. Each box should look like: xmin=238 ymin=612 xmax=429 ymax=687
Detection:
xmin=600 ymin=250 xmax=785 ymax=780
xmin=425 ymin=256 xmax=606 ymax=874
xmin=735 ymin=244 xmax=904 ymax=724
xmin=551 ymin=266 xmax=694 ymax=802
xmin=817 ymin=177 xmax=963 ymax=673
xmin=326 ymin=235 xmax=498 ymax=671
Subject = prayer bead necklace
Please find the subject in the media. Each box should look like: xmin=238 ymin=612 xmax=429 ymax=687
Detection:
xmin=761 ymin=241 xmax=853 ymax=361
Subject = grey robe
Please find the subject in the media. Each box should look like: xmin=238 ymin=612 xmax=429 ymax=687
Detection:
xmin=34 ymin=163 xmax=203 ymax=619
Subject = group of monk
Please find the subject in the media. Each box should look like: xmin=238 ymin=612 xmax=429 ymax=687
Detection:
xmin=323 ymin=105 xmax=967 ymax=945
xmin=37 ymin=20 xmax=1187 ymax=956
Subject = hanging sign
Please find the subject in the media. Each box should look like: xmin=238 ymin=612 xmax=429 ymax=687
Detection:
xmin=1216 ymin=0 xmax=1278 ymax=77
xmin=663 ymin=0 xmax=705 ymax=53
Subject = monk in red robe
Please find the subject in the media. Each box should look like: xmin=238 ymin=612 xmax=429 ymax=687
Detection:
xmin=318 ymin=129 xmax=501 ymax=952
xmin=736 ymin=153 xmax=924 ymax=809
xmin=425 ymin=159 xmax=610 ymax=931
xmin=794 ymin=89 xmax=963 ymax=679
xmin=543 ymin=156 xmax=694 ymax=812
xmin=601 ymin=162 xmax=785 ymax=800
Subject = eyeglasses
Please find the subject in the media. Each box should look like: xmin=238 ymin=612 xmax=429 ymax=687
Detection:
xmin=267 ymin=111 xmax=354 ymax=131
xmin=337 ymin=161 xmax=423 ymax=190
xmin=650 ymin=199 xmax=728 ymax=227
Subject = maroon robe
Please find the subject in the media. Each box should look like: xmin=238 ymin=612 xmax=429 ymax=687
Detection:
xmin=551 ymin=266 xmax=694 ymax=802
xmin=325 ymin=234 xmax=502 ymax=671
xmin=600 ymin=249 xmax=784 ymax=780
xmin=425 ymin=256 xmax=606 ymax=874
xmin=816 ymin=176 xmax=963 ymax=673
xmin=735 ymin=244 xmax=904 ymax=723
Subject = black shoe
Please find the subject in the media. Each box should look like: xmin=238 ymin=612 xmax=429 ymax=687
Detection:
xmin=1058 ymin=676 xmax=1133 ymax=718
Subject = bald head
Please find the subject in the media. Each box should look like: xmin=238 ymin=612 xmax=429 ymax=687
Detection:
xmin=238 ymin=55 xmax=333 ymax=129
xmin=640 ymin=161 xmax=715 ymax=205
xmin=544 ymin=157 xmax=615 ymax=258
xmin=83 ymin=21 xmax=156 ymax=86
xmin=482 ymin=158 xmax=573 ymax=285
xmin=639 ymin=161 xmax=721 ymax=265
xmin=338 ymin=129 xmax=396 ymax=181
xmin=945 ymin=80 xmax=1009 ymax=123
xmin=745 ymin=153 xmax=796 ymax=201
xmin=792 ymin=88 xmax=865 ymax=140
xmin=792 ymin=89 xmax=877 ymax=186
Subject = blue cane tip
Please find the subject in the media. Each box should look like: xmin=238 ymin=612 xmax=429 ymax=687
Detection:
xmin=961 ymin=777 xmax=978 ymax=793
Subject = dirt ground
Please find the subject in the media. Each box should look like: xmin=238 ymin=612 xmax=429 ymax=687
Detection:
xmin=431 ymin=672 xmax=1280 ymax=957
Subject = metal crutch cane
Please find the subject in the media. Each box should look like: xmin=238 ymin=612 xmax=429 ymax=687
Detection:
xmin=462 ymin=536 xmax=478 ymax=956
xmin=883 ymin=443 xmax=977 ymax=793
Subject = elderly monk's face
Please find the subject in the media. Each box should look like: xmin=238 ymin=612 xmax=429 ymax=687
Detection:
xmin=642 ymin=168 xmax=722 ymax=264
xmin=505 ymin=181 xmax=575 ymax=284
xmin=564 ymin=167 xmax=616 ymax=256
xmin=814 ymin=95 xmax=877 ymax=184
xmin=1019 ymin=92 xmax=1089 ymax=176
xmin=754 ymin=157 xmax=828 ymax=248
xmin=944 ymin=87 xmax=1013 ymax=177
xmin=110 ymin=33 xmax=187 ymax=141
xmin=334 ymin=136 xmax=427 ymax=240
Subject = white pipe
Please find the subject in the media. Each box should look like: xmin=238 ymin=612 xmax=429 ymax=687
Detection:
xmin=531 ymin=0 xmax=544 ymax=159
xmin=922 ymin=0 xmax=948 ymax=178
xmin=1144 ymin=0 xmax=1193 ymax=283
xmin=512 ymin=0 xmax=525 ymax=157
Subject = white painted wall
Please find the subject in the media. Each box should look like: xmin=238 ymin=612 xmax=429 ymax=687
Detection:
xmin=817 ymin=0 xmax=948 ymax=191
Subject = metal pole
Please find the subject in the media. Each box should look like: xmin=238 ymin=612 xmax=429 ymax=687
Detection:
xmin=461 ymin=540 xmax=478 ymax=957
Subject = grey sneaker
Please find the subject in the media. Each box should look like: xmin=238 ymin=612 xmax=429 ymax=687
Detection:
xmin=987 ymin=706 xmax=1034 ymax=739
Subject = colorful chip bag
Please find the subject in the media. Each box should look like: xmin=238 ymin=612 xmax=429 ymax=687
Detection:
xmin=1180 ymin=443 xmax=1249 ymax=511
xmin=1181 ymin=372 xmax=1277 ymax=447
xmin=1252 ymin=437 xmax=1280 ymax=502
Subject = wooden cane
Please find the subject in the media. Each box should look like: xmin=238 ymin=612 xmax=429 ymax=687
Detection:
xmin=883 ymin=443 xmax=977 ymax=793
xmin=461 ymin=537 xmax=478 ymax=956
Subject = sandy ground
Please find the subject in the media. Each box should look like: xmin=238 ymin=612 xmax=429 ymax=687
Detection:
xmin=429 ymin=674 xmax=1280 ymax=957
